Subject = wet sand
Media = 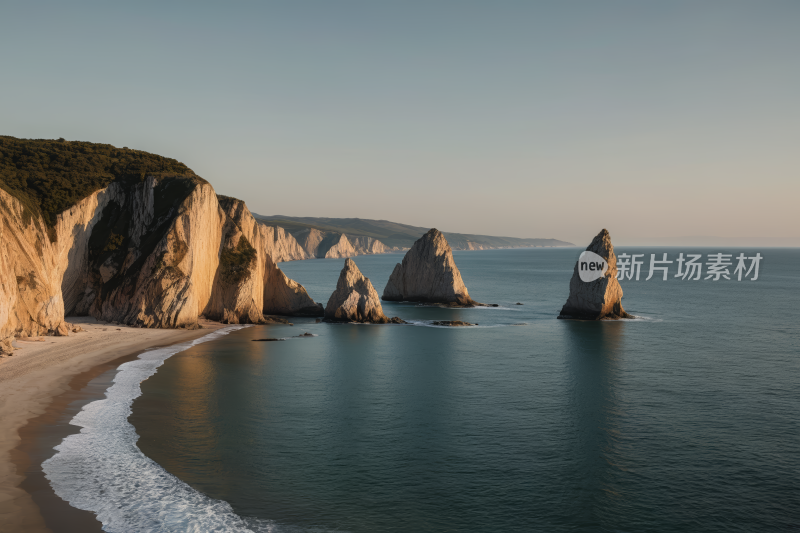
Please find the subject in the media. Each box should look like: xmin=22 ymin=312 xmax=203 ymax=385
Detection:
xmin=0 ymin=317 xmax=224 ymax=533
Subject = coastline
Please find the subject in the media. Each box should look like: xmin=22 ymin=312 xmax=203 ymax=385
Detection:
xmin=0 ymin=317 xmax=225 ymax=533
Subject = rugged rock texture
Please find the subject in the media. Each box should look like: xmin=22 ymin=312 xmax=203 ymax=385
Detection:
xmin=349 ymin=236 xmax=386 ymax=255
xmin=292 ymin=228 xmax=357 ymax=259
xmin=207 ymin=197 xmax=321 ymax=323
xmin=0 ymin=173 xmax=323 ymax=352
xmin=557 ymin=229 xmax=632 ymax=320
xmin=320 ymin=233 xmax=356 ymax=259
xmin=325 ymin=259 xmax=402 ymax=323
xmin=382 ymin=228 xmax=482 ymax=306
xmin=0 ymin=189 xmax=68 ymax=353
xmin=260 ymin=225 xmax=308 ymax=262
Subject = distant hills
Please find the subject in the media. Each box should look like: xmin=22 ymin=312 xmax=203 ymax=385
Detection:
xmin=251 ymin=214 xmax=574 ymax=250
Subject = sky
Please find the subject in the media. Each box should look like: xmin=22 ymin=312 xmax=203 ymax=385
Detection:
xmin=2 ymin=1 xmax=798 ymax=247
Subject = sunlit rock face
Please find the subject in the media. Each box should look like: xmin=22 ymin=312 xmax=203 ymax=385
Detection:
xmin=325 ymin=259 xmax=392 ymax=323
xmin=557 ymin=228 xmax=632 ymax=320
xmin=382 ymin=228 xmax=481 ymax=307
xmin=0 ymin=179 xmax=323 ymax=353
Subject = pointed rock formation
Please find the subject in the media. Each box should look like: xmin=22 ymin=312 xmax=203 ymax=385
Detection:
xmin=325 ymin=259 xmax=403 ymax=323
xmin=557 ymin=229 xmax=632 ymax=320
xmin=348 ymin=236 xmax=386 ymax=255
xmin=320 ymin=233 xmax=356 ymax=259
xmin=292 ymin=228 xmax=357 ymax=259
xmin=382 ymin=228 xmax=482 ymax=306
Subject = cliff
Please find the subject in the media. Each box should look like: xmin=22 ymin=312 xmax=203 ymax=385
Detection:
xmin=557 ymin=229 xmax=632 ymax=320
xmin=292 ymin=228 xmax=358 ymax=259
xmin=253 ymin=214 xmax=575 ymax=250
xmin=382 ymin=228 xmax=482 ymax=306
xmin=325 ymin=259 xmax=401 ymax=323
xmin=0 ymin=138 xmax=322 ymax=353
xmin=349 ymin=236 xmax=386 ymax=255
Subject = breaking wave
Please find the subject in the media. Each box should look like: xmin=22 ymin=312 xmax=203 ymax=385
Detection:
xmin=41 ymin=325 xmax=303 ymax=533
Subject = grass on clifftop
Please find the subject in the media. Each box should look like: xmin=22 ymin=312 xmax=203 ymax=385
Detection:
xmin=0 ymin=136 xmax=196 ymax=227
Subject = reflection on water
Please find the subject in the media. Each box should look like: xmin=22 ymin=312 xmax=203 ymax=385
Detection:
xmin=128 ymin=248 xmax=800 ymax=533
xmin=562 ymin=321 xmax=626 ymax=530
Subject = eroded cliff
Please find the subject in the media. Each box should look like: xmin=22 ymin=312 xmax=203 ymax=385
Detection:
xmin=0 ymin=139 xmax=323 ymax=353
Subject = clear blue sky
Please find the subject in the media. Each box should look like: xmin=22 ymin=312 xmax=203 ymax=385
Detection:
xmin=2 ymin=1 xmax=798 ymax=246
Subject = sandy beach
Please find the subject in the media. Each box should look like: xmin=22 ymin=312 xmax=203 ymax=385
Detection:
xmin=0 ymin=317 xmax=224 ymax=533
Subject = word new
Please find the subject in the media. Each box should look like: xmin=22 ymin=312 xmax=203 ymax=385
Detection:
xmin=617 ymin=253 xmax=762 ymax=281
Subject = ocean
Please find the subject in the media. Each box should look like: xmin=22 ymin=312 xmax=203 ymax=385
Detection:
xmin=42 ymin=247 xmax=800 ymax=532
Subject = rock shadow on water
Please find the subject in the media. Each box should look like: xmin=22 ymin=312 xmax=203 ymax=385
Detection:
xmin=561 ymin=320 xmax=630 ymax=529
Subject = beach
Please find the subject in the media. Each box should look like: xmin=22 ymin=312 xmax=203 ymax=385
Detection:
xmin=0 ymin=317 xmax=224 ymax=533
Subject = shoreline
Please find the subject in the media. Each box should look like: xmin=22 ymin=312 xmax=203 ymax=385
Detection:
xmin=0 ymin=317 xmax=225 ymax=533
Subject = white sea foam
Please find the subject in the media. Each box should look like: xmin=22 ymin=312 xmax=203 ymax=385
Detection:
xmin=41 ymin=325 xmax=295 ymax=533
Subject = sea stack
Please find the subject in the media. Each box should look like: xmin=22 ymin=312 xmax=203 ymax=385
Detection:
xmin=325 ymin=259 xmax=403 ymax=323
xmin=557 ymin=229 xmax=632 ymax=320
xmin=382 ymin=228 xmax=481 ymax=306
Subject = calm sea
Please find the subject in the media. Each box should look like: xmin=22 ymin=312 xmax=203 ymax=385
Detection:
xmin=46 ymin=247 xmax=800 ymax=532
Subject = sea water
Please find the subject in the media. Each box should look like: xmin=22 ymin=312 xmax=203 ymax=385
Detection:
xmin=47 ymin=248 xmax=800 ymax=532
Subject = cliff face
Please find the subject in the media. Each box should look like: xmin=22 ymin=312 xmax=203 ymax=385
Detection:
xmin=382 ymin=228 xmax=481 ymax=306
xmin=212 ymin=197 xmax=322 ymax=320
xmin=557 ymin=229 xmax=631 ymax=320
xmin=292 ymin=228 xmax=358 ymax=259
xmin=325 ymin=259 xmax=398 ymax=323
xmin=1 ymin=188 xmax=69 ymax=353
xmin=0 ymin=176 xmax=322 ymax=353
xmin=349 ymin=236 xmax=386 ymax=255
xmin=261 ymin=225 xmax=308 ymax=262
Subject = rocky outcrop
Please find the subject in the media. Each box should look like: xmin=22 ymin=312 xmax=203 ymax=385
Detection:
xmin=325 ymin=259 xmax=402 ymax=323
xmin=261 ymin=225 xmax=309 ymax=262
xmin=320 ymin=233 xmax=356 ymax=259
xmin=292 ymin=228 xmax=357 ymax=259
xmin=0 ymin=188 xmax=68 ymax=353
xmin=432 ymin=320 xmax=477 ymax=327
xmin=0 ymin=176 xmax=323 ymax=352
xmin=557 ymin=229 xmax=632 ymax=320
xmin=207 ymin=197 xmax=321 ymax=322
xmin=348 ymin=236 xmax=386 ymax=255
xmin=382 ymin=228 xmax=482 ymax=306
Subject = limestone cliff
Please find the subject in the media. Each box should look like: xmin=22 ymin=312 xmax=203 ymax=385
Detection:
xmin=1 ymin=188 xmax=69 ymax=353
xmin=325 ymin=259 xmax=401 ymax=323
xmin=1 ymin=155 xmax=323 ymax=353
xmin=261 ymin=225 xmax=308 ymax=262
xmin=348 ymin=236 xmax=386 ymax=255
xmin=382 ymin=228 xmax=482 ymax=306
xmin=213 ymin=197 xmax=322 ymax=320
xmin=292 ymin=228 xmax=357 ymax=259
xmin=557 ymin=229 xmax=632 ymax=320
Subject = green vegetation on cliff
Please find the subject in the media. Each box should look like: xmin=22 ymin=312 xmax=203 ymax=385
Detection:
xmin=220 ymin=237 xmax=257 ymax=283
xmin=0 ymin=136 xmax=196 ymax=227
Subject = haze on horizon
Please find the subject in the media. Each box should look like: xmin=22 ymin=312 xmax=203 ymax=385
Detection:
xmin=2 ymin=1 xmax=798 ymax=247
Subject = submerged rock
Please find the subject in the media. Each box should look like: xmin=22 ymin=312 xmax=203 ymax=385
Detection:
xmin=325 ymin=259 xmax=404 ymax=323
xmin=382 ymin=229 xmax=482 ymax=307
xmin=431 ymin=320 xmax=477 ymax=327
xmin=557 ymin=229 xmax=632 ymax=320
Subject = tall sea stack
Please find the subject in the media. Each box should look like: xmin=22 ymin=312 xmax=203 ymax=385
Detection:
xmin=558 ymin=229 xmax=632 ymax=320
xmin=382 ymin=228 xmax=481 ymax=307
